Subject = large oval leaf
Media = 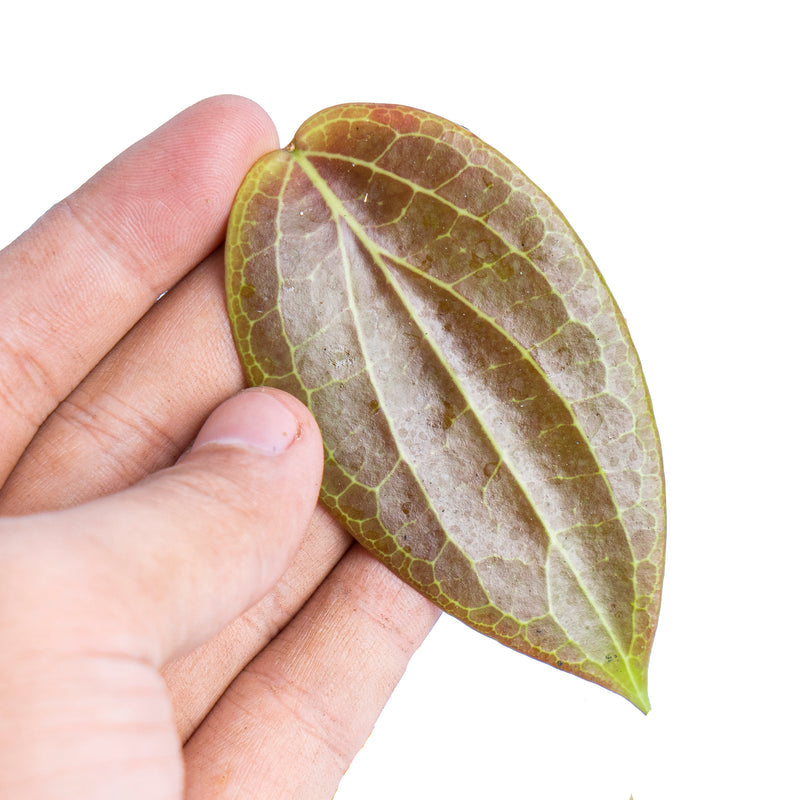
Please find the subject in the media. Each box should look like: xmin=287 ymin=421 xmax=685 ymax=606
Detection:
xmin=225 ymin=104 xmax=665 ymax=712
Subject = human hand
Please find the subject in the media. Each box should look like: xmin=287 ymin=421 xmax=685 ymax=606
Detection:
xmin=0 ymin=96 xmax=440 ymax=799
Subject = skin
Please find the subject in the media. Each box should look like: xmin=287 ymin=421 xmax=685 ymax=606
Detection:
xmin=0 ymin=95 xmax=440 ymax=799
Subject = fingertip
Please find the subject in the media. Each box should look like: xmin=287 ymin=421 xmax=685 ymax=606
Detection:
xmin=192 ymin=387 xmax=321 ymax=459
xmin=191 ymin=94 xmax=280 ymax=154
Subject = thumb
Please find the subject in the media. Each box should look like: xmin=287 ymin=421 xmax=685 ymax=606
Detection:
xmin=4 ymin=388 xmax=324 ymax=667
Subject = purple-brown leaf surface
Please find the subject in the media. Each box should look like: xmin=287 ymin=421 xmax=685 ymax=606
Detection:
xmin=225 ymin=103 xmax=665 ymax=712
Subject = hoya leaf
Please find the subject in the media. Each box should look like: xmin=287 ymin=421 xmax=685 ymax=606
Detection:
xmin=225 ymin=104 xmax=665 ymax=712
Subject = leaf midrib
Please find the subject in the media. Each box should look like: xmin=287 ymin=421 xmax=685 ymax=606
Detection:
xmin=292 ymin=148 xmax=644 ymax=700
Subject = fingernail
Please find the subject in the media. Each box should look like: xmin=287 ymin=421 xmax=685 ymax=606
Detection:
xmin=192 ymin=389 xmax=301 ymax=456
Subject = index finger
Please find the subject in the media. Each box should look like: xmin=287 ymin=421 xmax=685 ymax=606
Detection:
xmin=0 ymin=95 xmax=278 ymax=484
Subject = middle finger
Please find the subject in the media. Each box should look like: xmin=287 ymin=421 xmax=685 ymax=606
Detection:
xmin=0 ymin=249 xmax=240 ymax=514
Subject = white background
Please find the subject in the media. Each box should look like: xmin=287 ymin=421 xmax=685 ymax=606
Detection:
xmin=2 ymin=1 xmax=797 ymax=797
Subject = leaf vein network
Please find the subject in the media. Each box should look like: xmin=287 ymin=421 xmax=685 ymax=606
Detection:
xmin=294 ymin=148 xmax=641 ymax=677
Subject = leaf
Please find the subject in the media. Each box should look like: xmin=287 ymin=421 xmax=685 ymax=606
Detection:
xmin=225 ymin=103 xmax=666 ymax=712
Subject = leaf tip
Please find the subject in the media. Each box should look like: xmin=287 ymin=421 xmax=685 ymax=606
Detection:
xmin=625 ymin=679 xmax=651 ymax=715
